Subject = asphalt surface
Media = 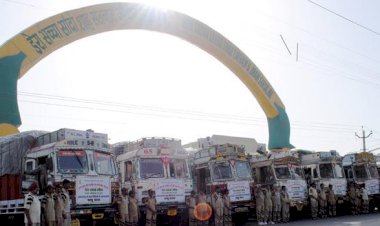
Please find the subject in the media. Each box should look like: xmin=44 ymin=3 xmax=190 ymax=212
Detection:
xmin=244 ymin=213 xmax=380 ymax=226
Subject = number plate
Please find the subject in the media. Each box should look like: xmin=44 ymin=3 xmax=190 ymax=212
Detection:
xmin=234 ymin=207 xmax=249 ymax=213
xmin=71 ymin=218 xmax=80 ymax=226
xmin=167 ymin=209 xmax=177 ymax=216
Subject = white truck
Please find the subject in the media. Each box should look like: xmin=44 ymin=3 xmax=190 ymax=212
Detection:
xmin=299 ymin=150 xmax=347 ymax=204
xmin=343 ymin=152 xmax=380 ymax=210
xmin=192 ymin=143 xmax=254 ymax=221
xmin=250 ymin=150 xmax=308 ymax=211
xmin=0 ymin=129 xmax=119 ymax=225
xmin=113 ymin=137 xmax=192 ymax=225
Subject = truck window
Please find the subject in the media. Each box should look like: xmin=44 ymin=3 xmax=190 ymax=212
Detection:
xmin=291 ymin=167 xmax=305 ymax=179
xmin=57 ymin=150 xmax=88 ymax=174
xmin=313 ymin=167 xmax=318 ymax=179
xmin=259 ymin=166 xmax=274 ymax=183
xmin=251 ymin=168 xmax=258 ymax=182
xmin=139 ymin=158 xmax=164 ymax=178
xmin=169 ymin=159 xmax=188 ymax=178
xmin=212 ymin=162 xmax=233 ymax=180
xmin=125 ymin=161 xmax=134 ymax=181
xmin=235 ymin=161 xmax=251 ymax=178
xmin=333 ymin=163 xmax=344 ymax=178
xmin=368 ymin=165 xmax=379 ymax=178
xmin=94 ymin=152 xmax=116 ymax=175
xmin=274 ymin=166 xmax=291 ymax=179
xmin=353 ymin=165 xmax=368 ymax=179
xmin=319 ymin=163 xmax=334 ymax=179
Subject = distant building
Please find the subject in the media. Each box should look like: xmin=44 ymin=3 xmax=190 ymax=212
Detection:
xmin=183 ymin=134 xmax=266 ymax=155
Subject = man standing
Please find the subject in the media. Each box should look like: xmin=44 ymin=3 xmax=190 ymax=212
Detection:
xmin=186 ymin=191 xmax=197 ymax=226
xmin=24 ymin=181 xmax=41 ymax=226
xmin=264 ymin=187 xmax=274 ymax=225
xmin=255 ymin=186 xmax=265 ymax=225
xmin=348 ymin=183 xmax=357 ymax=215
xmin=318 ymin=184 xmax=327 ymax=218
xmin=309 ymin=183 xmax=319 ymax=219
xmin=145 ymin=189 xmax=157 ymax=226
xmin=212 ymin=189 xmax=224 ymax=226
xmin=42 ymin=185 xmax=56 ymax=226
xmin=54 ymin=184 xmax=64 ymax=226
xmin=128 ymin=190 xmax=140 ymax=226
xmin=280 ymin=186 xmax=290 ymax=223
xmin=118 ymin=188 xmax=129 ymax=226
xmin=223 ymin=189 xmax=232 ymax=226
xmin=62 ymin=179 xmax=71 ymax=226
xmin=272 ymin=186 xmax=281 ymax=223
xmin=361 ymin=185 xmax=369 ymax=214
xmin=327 ymin=184 xmax=337 ymax=217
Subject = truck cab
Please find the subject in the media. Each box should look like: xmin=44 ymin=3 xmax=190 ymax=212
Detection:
xmin=0 ymin=129 xmax=119 ymax=225
xmin=343 ymin=152 xmax=380 ymax=210
xmin=114 ymin=137 xmax=192 ymax=224
xmin=192 ymin=144 xmax=254 ymax=218
xmin=250 ymin=150 xmax=308 ymax=211
xmin=300 ymin=150 xmax=347 ymax=204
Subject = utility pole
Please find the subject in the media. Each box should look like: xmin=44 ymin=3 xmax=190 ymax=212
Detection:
xmin=355 ymin=126 xmax=372 ymax=152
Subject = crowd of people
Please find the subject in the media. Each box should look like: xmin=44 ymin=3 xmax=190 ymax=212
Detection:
xmin=23 ymin=180 xmax=373 ymax=226
xmin=23 ymin=179 xmax=71 ymax=226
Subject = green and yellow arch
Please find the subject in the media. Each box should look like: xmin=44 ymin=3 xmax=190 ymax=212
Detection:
xmin=0 ymin=2 xmax=292 ymax=149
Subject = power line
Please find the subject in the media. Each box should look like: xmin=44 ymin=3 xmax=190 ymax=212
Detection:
xmin=308 ymin=0 xmax=380 ymax=36
xmin=16 ymin=91 xmax=362 ymax=133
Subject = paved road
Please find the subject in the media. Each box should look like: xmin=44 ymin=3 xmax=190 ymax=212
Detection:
xmin=244 ymin=213 xmax=380 ymax=226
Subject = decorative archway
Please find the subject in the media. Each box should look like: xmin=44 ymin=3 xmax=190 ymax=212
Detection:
xmin=0 ymin=2 xmax=292 ymax=149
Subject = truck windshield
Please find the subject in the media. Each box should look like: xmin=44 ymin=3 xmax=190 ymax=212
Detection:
xmin=94 ymin=152 xmax=116 ymax=175
xmin=57 ymin=150 xmax=88 ymax=174
xmin=319 ymin=163 xmax=334 ymax=179
xmin=368 ymin=165 xmax=379 ymax=178
xmin=235 ymin=161 xmax=251 ymax=178
xmin=212 ymin=162 xmax=233 ymax=180
xmin=354 ymin=164 xmax=368 ymax=179
xmin=169 ymin=159 xmax=189 ymax=179
xmin=275 ymin=166 xmax=291 ymax=179
xmin=333 ymin=163 xmax=344 ymax=178
xmin=292 ymin=167 xmax=305 ymax=179
xmin=140 ymin=158 xmax=164 ymax=178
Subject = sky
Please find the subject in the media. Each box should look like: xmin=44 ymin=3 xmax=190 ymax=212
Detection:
xmin=1 ymin=0 xmax=380 ymax=155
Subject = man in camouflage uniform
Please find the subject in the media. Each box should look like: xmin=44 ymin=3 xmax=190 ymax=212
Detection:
xmin=327 ymin=184 xmax=337 ymax=217
xmin=318 ymin=184 xmax=327 ymax=218
xmin=348 ymin=183 xmax=357 ymax=215
xmin=263 ymin=187 xmax=274 ymax=225
xmin=272 ymin=186 xmax=281 ymax=223
xmin=355 ymin=184 xmax=362 ymax=214
xmin=280 ymin=186 xmax=290 ymax=223
xmin=309 ymin=183 xmax=319 ymax=219
xmin=255 ymin=186 xmax=265 ymax=225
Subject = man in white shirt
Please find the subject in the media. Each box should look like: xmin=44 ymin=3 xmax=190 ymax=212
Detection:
xmin=361 ymin=185 xmax=369 ymax=213
xmin=62 ymin=179 xmax=71 ymax=226
xmin=24 ymin=181 xmax=41 ymax=226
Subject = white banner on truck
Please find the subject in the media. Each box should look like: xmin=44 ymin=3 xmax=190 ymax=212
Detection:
xmin=154 ymin=179 xmax=185 ymax=204
xmin=365 ymin=179 xmax=380 ymax=195
xmin=76 ymin=176 xmax=111 ymax=205
xmin=227 ymin=181 xmax=251 ymax=202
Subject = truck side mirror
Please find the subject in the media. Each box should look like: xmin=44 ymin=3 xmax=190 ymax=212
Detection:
xmin=25 ymin=159 xmax=36 ymax=172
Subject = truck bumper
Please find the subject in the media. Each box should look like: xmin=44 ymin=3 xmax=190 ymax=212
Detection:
xmin=71 ymin=205 xmax=117 ymax=225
